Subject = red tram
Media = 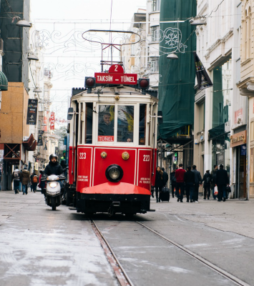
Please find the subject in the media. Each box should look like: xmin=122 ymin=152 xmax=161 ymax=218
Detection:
xmin=67 ymin=30 xmax=158 ymax=216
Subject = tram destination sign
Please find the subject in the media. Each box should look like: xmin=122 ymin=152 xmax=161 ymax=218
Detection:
xmin=95 ymin=72 xmax=138 ymax=85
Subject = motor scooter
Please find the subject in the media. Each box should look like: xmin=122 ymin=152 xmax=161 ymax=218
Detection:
xmin=42 ymin=174 xmax=66 ymax=210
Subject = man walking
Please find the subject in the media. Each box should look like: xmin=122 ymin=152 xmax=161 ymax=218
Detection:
xmin=30 ymin=169 xmax=39 ymax=193
xmin=12 ymin=166 xmax=20 ymax=194
xmin=170 ymin=167 xmax=177 ymax=198
xmin=184 ymin=166 xmax=195 ymax=202
xmin=175 ymin=164 xmax=186 ymax=203
xmin=155 ymin=166 xmax=163 ymax=203
xmin=192 ymin=165 xmax=202 ymax=203
xmin=19 ymin=165 xmax=30 ymax=195
xmin=203 ymin=170 xmax=212 ymax=200
xmin=215 ymin=164 xmax=229 ymax=202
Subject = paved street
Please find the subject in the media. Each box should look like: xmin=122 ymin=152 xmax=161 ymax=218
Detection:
xmin=1 ymin=191 xmax=254 ymax=285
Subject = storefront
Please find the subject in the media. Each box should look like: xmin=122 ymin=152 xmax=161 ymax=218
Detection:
xmin=231 ymin=130 xmax=247 ymax=199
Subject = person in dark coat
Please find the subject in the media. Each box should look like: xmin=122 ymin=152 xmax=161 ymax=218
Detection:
xmin=161 ymin=167 xmax=169 ymax=188
xmin=203 ymin=170 xmax=212 ymax=200
xmin=155 ymin=166 xmax=164 ymax=203
xmin=12 ymin=166 xmax=20 ymax=194
xmin=211 ymin=165 xmax=218 ymax=199
xmin=44 ymin=154 xmax=64 ymax=176
xmin=38 ymin=170 xmax=46 ymax=194
xmin=184 ymin=166 xmax=195 ymax=202
xmin=175 ymin=164 xmax=186 ymax=202
xmin=170 ymin=167 xmax=177 ymax=198
xmin=30 ymin=169 xmax=39 ymax=193
xmin=192 ymin=165 xmax=202 ymax=202
xmin=19 ymin=165 xmax=30 ymax=195
xmin=98 ymin=112 xmax=114 ymax=136
xmin=215 ymin=164 xmax=229 ymax=202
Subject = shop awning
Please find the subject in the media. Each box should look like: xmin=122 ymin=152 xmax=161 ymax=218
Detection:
xmin=23 ymin=134 xmax=37 ymax=151
xmin=208 ymin=124 xmax=225 ymax=140
xmin=0 ymin=71 xmax=8 ymax=91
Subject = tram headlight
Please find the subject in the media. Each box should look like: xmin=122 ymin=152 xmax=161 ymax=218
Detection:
xmin=106 ymin=165 xmax=123 ymax=182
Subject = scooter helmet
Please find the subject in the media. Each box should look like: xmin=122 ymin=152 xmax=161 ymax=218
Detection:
xmin=49 ymin=154 xmax=58 ymax=161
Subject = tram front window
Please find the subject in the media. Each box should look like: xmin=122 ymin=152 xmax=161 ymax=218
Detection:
xmin=139 ymin=104 xmax=146 ymax=145
xmin=85 ymin=103 xmax=93 ymax=144
xmin=117 ymin=105 xmax=134 ymax=143
xmin=98 ymin=105 xmax=115 ymax=142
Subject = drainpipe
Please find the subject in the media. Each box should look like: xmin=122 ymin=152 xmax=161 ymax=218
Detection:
xmin=246 ymin=97 xmax=250 ymax=200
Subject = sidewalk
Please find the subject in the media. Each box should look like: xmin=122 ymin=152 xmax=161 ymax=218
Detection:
xmin=150 ymin=195 xmax=254 ymax=239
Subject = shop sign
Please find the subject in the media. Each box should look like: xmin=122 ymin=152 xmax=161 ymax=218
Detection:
xmin=234 ymin=108 xmax=243 ymax=124
xmin=49 ymin=112 xmax=55 ymax=130
xmin=27 ymin=99 xmax=38 ymax=125
xmin=230 ymin=130 xmax=247 ymax=148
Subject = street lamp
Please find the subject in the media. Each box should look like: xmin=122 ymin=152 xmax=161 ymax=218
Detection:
xmin=189 ymin=17 xmax=207 ymax=26
xmin=167 ymin=53 xmax=179 ymax=60
xmin=16 ymin=19 xmax=32 ymax=28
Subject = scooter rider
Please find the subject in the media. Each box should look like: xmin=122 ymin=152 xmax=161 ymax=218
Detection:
xmin=44 ymin=154 xmax=64 ymax=176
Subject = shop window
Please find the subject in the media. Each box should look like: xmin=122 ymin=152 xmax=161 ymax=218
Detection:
xmin=151 ymin=26 xmax=160 ymax=42
xmin=212 ymin=59 xmax=232 ymax=128
xmin=149 ymin=58 xmax=159 ymax=73
xmin=117 ymin=106 xmax=134 ymax=143
xmin=152 ymin=0 xmax=160 ymax=11
xmin=98 ymin=105 xmax=115 ymax=142
xmin=85 ymin=103 xmax=93 ymax=144
xmin=139 ymin=104 xmax=146 ymax=145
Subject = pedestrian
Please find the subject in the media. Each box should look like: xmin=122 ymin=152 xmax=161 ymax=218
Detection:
xmin=60 ymin=151 xmax=67 ymax=178
xmin=211 ymin=165 xmax=218 ymax=200
xmin=203 ymin=170 xmax=212 ymax=200
xmin=170 ymin=166 xmax=177 ymax=198
xmin=175 ymin=164 xmax=186 ymax=203
xmin=184 ymin=166 xmax=195 ymax=202
xmin=19 ymin=165 xmax=30 ymax=195
xmin=30 ymin=169 xmax=39 ymax=193
xmin=161 ymin=167 xmax=169 ymax=188
xmin=155 ymin=166 xmax=163 ymax=203
xmin=38 ymin=170 xmax=46 ymax=194
xmin=192 ymin=165 xmax=202 ymax=203
xmin=215 ymin=164 xmax=229 ymax=202
xmin=12 ymin=166 xmax=20 ymax=194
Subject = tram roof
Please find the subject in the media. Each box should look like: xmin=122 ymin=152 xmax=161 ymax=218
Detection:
xmin=71 ymin=85 xmax=158 ymax=103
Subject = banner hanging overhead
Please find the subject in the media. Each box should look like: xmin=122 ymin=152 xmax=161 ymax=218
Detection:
xmin=27 ymin=99 xmax=38 ymax=125
xmin=50 ymin=112 xmax=55 ymax=130
xmin=158 ymin=0 xmax=196 ymax=140
xmin=193 ymin=52 xmax=213 ymax=90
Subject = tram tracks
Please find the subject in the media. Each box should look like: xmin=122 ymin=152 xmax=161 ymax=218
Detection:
xmin=92 ymin=218 xmax=250 ymax=286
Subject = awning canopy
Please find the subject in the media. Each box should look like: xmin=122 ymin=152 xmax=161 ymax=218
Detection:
xmin=0 ymin=71 xmax=8 ymax=91
xmin=23 ymin=134 xmax=37 ymax=151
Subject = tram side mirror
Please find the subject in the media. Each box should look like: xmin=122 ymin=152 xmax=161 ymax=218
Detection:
xmin=158 ymin=111 xmax=163 ymax=124
xmin=67 ymin=107 xmax=74 ymax=120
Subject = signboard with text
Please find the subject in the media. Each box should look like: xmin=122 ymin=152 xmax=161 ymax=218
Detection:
xmin=50 ymin=112 xmax=55 ymax=130
xmin=27 ymin=99 xmax=38 ymax=125
xmin=95 ymin=73 xmax=138 ymax=85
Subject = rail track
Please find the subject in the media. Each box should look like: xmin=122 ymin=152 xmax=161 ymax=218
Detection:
xmin=91 ymin=218 xmax=250 ymax=286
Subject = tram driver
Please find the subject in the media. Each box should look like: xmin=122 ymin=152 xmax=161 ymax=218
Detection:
xmin=98 ymin=112 xmax=114 ymax=136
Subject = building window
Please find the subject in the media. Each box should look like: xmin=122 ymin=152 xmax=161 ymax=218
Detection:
xmin=151 ymin=26 xmax=160 ymax=42
xmin=199 ymin=101 xmax=205 ymax=131
xmin=152 ymin=0 xmax=160 ymax=11
xmin=149 ymin=58 xmax=159 ymax=73
xmin=249 ymin=7 xmax=252 ymax=59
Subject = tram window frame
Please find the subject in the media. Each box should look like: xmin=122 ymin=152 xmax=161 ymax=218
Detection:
xmin=117 ymin=105 xmax=135 ymax=143
xmin=84 ymin=102 xmax=93 ymax=144
xmin=139 ymin=104 xmax=147 ymax=146
xmin=97 ymin=104 xmax=115 ymax=143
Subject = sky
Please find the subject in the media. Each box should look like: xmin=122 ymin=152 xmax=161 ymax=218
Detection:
xmin=30 ymin=0 xmax=147 ymax=120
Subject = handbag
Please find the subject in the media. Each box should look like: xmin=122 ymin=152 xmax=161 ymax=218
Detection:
xmin=214 ymin=186 xmax=218 ymax=196
xmin=226 ymin=186 xmax=231 ymax=193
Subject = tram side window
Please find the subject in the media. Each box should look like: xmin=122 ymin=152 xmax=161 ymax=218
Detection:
xmin=98 ymin=105 xmax=115 ymax=142
xmin=85 ymin=103 xmax=93 ymax=144
xmin=139 ymin=104 xmax=146 ymax=145
xmin=117 ymin=106 xmax=134 ymax=143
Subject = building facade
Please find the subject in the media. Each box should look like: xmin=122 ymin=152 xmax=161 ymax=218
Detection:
xmin=194 ymin=0 xmax=247 ymax=198
xmin=238 ymin=0 xmax=254 ymax=198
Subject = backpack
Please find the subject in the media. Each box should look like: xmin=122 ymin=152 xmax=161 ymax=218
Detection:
xmin=32 ymin=175 xmax=38 ymax=183
xmin=14 ymin=170 xmax=19 ymax=178
xmin=205 ymin=175 xmax=211 ymax=184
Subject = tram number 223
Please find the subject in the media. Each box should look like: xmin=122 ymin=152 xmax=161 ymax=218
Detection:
xmin=143 ymin=155 xmax=150 ymax=162
xmin=79 ymin=152 xmax=86 ymax=160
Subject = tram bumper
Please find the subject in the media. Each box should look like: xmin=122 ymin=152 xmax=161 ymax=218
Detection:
xmin=76 ymin=182 xmax=154 ymax=214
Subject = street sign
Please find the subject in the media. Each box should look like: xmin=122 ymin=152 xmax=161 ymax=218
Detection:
xmin=27 ymin=99 xmax=38 ymax=125
xmin=95 ymin=72 xmax=138 ymax=85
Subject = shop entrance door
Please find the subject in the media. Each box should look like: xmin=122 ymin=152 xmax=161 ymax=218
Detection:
xmin=235 ymin=146 xmax=246 ymax=198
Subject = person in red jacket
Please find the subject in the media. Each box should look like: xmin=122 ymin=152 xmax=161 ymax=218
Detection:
xmin=175 ymin=164 xmax=186 ymax=202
